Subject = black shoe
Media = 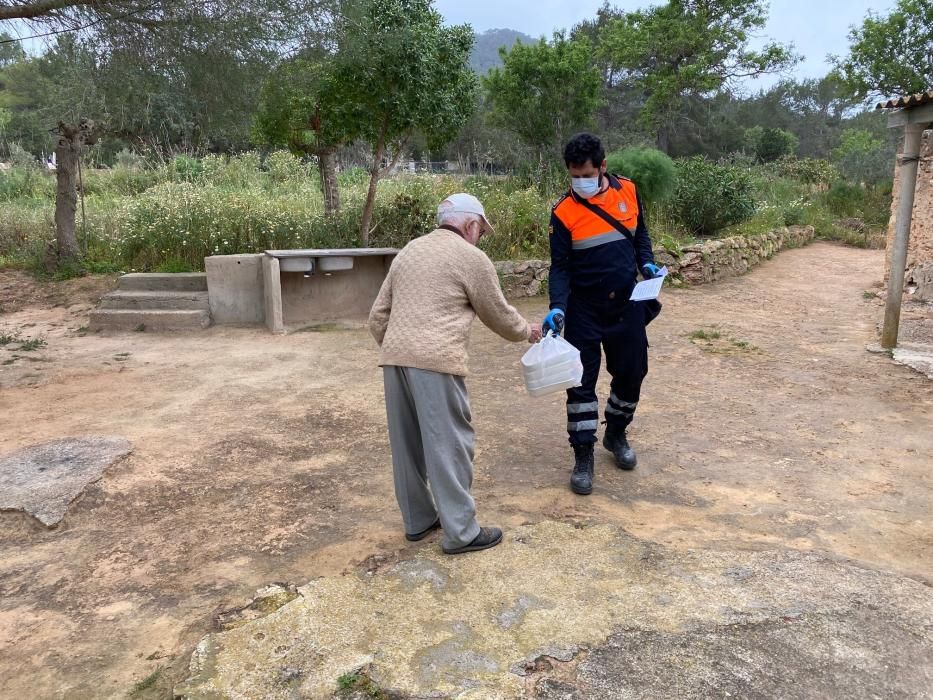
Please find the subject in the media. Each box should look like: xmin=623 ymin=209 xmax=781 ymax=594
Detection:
xmin=603 ymin=426 xmax=637 ymax=470
xmin=405 ymin=518 xmax=441 ymax=542
xmin=570 ymin=444 xmax=595 ymax=495
xmin=443 ymin=527 xmax=503 ymax=554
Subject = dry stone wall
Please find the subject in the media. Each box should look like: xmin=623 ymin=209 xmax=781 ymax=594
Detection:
xmin=886 ymin=130 xmax=933 ymax=302
xmin=496 ymin=225 xmax=816 ymax=298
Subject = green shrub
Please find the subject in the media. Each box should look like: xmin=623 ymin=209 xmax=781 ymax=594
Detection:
xmin=745 ymin=127 xmax=799 ymax=163
xmin=114 ymin=149 xmax=147 ymax=170
xmin=605 ymin=147 xmax=677 ymax=205
xmin=0 ymin=201 xmax=50 ymax=256
xmin=782 ymin=205 xmax=806 ymax=226
xmin=832 ymin=129 xmax=893 ymax=186
xmin=0 ymin=167 xmax=52 ymax=201
xmin=265 ymin=150 xmax=307 ymax=183
xmin=836 ymin=147 xmax=893 ymax=186
xmin=172 ymin=155 xmax=204 ymax=181
xmin=154 ymin=257 xmax=198 ymax=273
xmin=204 ymin=152 xmax=263 ymax=188
xmin=338 ymin=167 xmax=369 ymax=187
xmin=368 ymin=190 xmax=436 ymax=248
xmin=7 ymin=143 xmax=37 ymax=169
xmin=107 ymin=165 xmax=161 ymax=196
xmin=478 ymin=185 xmax=550 ymax=259
xmin=775 ymin=157 xmax=837 ymax=187
xmin=824 ymin=181 xmax=866 ymax=217
xmin=670 ymin=157 xmax=757 ymax=235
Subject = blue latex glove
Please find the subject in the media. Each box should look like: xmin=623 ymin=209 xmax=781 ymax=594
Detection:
xmin=642 ymin=263 xmax=663 ymax=279
xmin=543 ymin=308 xmax=565 ymax=336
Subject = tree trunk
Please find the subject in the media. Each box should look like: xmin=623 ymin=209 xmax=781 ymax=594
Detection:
xmin=656 ymin=125 xmax=670 ymax=154
xmin=54 ymin=129 xmax=82 ymax=266
xmin=53 ymin=120 xmax=97 ymax=269
xmin=317 ymin=146 xmax=340 ymax=215
xmin=360 ymin=125 xmax=388 ymax=247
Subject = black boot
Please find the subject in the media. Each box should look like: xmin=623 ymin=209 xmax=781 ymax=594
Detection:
xmin=603 ymin=425 xmax=637 ymax=470
xmin=570 ymin=444 xmax=595 ymax=495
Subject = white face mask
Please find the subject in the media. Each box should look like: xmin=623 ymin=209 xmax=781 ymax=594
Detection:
xmin=571 ymin=176 xmax=601 ymax=199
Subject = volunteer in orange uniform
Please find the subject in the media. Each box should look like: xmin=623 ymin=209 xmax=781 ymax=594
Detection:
xmin=541 ymin=132 xmax=663 ymax=495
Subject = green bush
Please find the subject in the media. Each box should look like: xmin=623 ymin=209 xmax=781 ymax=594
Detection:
xmin=106 ymin=165 xmax=162 ymax=196
xmin=477 ymin=184 xmax=550 ymax=259
xmin=836 ymin=147 xmax=893 ymax=186
xmin=824 ymin=181 xmax=866 ymax=217
xmin=338 ymin=167 xmax=369 ymax=187
xmin=605 ymin=147 xmax=677 ymax=205
xmin=114 ymin=149 xmax=147 ymax=170
xmin=745 ymin=127 xmax=799 ymax=163
xmin=0 ymin=167 xmax=52 ymax=201
xmin=775 ymin=157 xmax=838 ymax=187
xmin=203 ymin=152 xmax=263 ymax=188
xmin=265 ymin=150 xmax=307 ymax=183
xmin=368 ymin=190 xmax=436 ymax=248
xmin=782 ymin=205 xmax=806 ymax=226
xmin=7 ymin=143 xmax=37 ymax=169
xmin=832 ymin=129 xmax=893 ymax=186
xmin=172 ymin=155 xmax=204 ymax=181
xmin=670 ymin=157 xmax=757 ymax=235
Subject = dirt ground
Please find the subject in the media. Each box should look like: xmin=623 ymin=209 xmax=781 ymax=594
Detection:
xmin=1 ymin=242 xmax=931 ymax=699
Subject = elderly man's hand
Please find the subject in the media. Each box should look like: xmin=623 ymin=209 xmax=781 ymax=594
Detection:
xmin=528 ymin=323 xmax=543 ymax=343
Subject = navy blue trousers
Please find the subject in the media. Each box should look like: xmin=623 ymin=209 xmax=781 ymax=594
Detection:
xmin=563 ymin=298 xmax=649 ymax=446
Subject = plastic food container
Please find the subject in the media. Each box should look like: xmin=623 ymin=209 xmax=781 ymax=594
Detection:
xmin=521 ymin=333 xmax=584 ymax=397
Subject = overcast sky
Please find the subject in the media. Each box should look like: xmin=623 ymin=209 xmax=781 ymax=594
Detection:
xmin=434 ymin=0 xmax=895 ymax=92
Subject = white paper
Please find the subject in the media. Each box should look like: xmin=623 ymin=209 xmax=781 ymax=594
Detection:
xmin=629 ymin=266 xmax=668 ymax=301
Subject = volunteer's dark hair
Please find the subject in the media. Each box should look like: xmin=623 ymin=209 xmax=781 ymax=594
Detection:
xmin=563 ymin=132 xmax=605 ymax=169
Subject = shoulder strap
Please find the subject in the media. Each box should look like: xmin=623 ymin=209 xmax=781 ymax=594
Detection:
xmin=575 ymin=192 xmax=636 ymax=243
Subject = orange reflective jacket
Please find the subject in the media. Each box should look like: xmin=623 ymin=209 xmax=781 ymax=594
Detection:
xmin=548 ymin=174 xmax=655 ymax=311
xmin=553 ymin=175 xmax=640 ymax=250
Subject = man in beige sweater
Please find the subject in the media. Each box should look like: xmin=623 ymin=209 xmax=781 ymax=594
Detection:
xmin=369 ymin=193 xmax=541 ymax=554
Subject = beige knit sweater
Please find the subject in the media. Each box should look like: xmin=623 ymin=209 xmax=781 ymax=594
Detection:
xmin=369 ymin=228 xmax=531 ymax=376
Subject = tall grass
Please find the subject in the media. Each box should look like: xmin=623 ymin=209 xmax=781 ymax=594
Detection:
xmin=0 ymin=151 xmax=890 ymax=273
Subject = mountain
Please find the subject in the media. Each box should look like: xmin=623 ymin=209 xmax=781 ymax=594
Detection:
xmin=470 ymin=28 xmax=536 ymax=75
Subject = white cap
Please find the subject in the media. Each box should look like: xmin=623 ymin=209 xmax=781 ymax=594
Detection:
xmin=437 ymin=192 xmax=494 ymax=233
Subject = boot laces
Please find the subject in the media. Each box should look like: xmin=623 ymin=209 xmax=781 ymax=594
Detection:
xmin=573 ymin=445 xmax=593 ymax=473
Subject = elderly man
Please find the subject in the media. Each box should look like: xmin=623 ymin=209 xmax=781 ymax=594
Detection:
xmin=369 ymin=193 xmax=541 ymax=554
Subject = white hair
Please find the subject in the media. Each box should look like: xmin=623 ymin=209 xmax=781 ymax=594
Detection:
xmin=437 ymin=209 xmax=479 ymax=229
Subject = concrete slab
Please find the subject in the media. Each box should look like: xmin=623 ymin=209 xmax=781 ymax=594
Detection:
xmin=100 ymin=290 xmax=210 ymax=311
xmin=175 ymin=522 xmax=933 ymax=699
xmin=89 ymin=309 xmax=211 ymax=332
xmin=118 ymin=273 xmax=207 ymax=292
xmin=0 ymin=437 xmax=132 ymax=527
xmin=893 ymin=342 xmax=933 ymax=379
xmin=205 ymin=254 xmax=265 ymax=325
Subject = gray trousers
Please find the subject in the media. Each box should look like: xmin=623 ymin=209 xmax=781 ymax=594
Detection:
xmin=383 ymin=366 xmax=481 ymax=550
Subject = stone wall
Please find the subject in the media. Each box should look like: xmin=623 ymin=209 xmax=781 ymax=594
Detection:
xmin=886 ymin=130 xmax=933 ymax=302
xmin=496 ymin=225 xmax=816 ymax=298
